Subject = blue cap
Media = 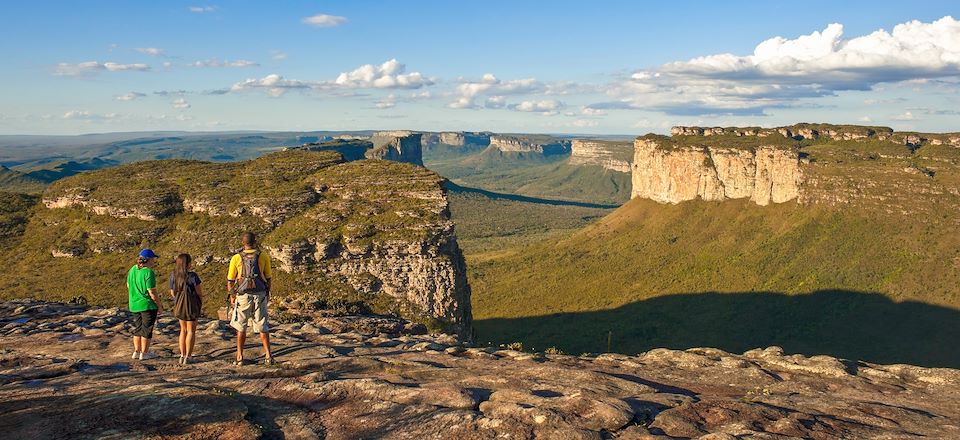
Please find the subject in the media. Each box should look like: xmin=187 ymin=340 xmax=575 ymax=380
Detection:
xmin=138 ymin=249 xmax=159 ymax=259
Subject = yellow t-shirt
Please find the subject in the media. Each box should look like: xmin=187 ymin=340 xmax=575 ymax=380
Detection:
xmin=227 ymin=249 xmax=273 ymax=281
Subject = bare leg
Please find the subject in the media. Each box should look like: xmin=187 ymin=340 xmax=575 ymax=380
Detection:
xmin=178 ymin=320 xmax=187 ymax=357
xmin=236 ymin=331 xmax=246 ymax=363
xmin=260 ymin=332 xmax=272 ymax=360
xmin=133 ymin=336 xmax=142 ymax=353
xmin=142 ymin=336 xmax=152 ymax=354
xmin=186 ymin=321 xmax=197 ymax=358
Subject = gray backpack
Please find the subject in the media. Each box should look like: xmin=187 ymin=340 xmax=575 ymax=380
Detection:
xmin=234 ymin=251 xmax=267 ymax=294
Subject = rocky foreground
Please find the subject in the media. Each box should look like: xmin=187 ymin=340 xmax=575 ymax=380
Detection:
xmin=1 ymin=300 xmax=958 ymax=439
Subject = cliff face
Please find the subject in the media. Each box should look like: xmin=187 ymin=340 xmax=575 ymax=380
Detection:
xmin=489 ymin=135 xmax=570 ymax=155
xmin=634 ymin=124 xmax=960 ymax=211
xmin=632 ymin=138 xmax=801 ymax=206
xmin=19 ymin=150 xmax=470 ymax=336
xmin=569 ymin=140 xmax=633 ymax=173
xmin=439 ymin=132 xmax=492 ymax=147
xmin=296 ymin=134 xmax=424 ymax=167
xmin=366 ymin=133 xmax=424 ymax=166
xmin=297 ymin=139 xmax=373 ymax=162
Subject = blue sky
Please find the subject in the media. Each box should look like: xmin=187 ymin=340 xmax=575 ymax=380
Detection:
xmin=0 ymin=1 xmax=958 ymax=135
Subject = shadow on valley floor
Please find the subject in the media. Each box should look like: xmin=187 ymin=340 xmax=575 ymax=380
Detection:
xmin=446 ymin=182 xmax=620 ymax=209
xmin=474 ymin=289 xmax=960 ymax=368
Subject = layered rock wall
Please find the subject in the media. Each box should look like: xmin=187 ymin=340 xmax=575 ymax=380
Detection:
xmin=440 ymin=132 xmax=492 ymax=147
xmin=632 ymin=138 xmax=801 ymax=205
xmin=489 ymin=136 xmax=570 ymax=155
xmin=635 ymin=124 xmax=960 ymax=211
xmin=365 ymin=133 xmax=424 ymax=166
xmin=569 ymin=140 xmax=633 ymax=173
xmin=33 ymin=151 xmax=469 ymax=336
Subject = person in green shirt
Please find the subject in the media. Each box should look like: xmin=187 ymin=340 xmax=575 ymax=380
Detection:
xmin=127 ymin=248 xmax=161 ymax=360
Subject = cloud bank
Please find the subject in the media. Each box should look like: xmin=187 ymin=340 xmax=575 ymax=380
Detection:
xmin=602 ymin=16 xmax=960 ymax=115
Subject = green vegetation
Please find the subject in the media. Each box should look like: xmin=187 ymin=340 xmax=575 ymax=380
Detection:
xmin=0 ymin=192 xmax=39 ymax=245
xmin=469 ymin=197 xmax=960 ymax=367
xmin=12 ymin=158 xmax=117 ymax=183
xmin=0 ymin=150 xmax=456 ymax=327
xmin=447 ymin=185 xmax=612 ymax=257
xmin=426 ymin=146 xmax=631 ymax=205
xmin=650 ymin=133 xmax=798 ymax=150
xmin=0 ymin=166 xmax=46 ymax=194
xmin=787 ymin=122 xmax=894 ymax=136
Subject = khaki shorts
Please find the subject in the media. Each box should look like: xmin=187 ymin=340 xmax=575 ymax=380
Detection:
xmin=230 ymin=292 xmax=269 ymax=334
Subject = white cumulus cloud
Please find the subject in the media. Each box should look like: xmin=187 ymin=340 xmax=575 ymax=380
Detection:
xmin=510 ymin=100 xmax=565 ymax=114
xmin=135 ymin=47 xmax=165 ymax=57
xmin=448 ymin=74 xmax=545 ymax=109
xmin=302 ymin=14 xmax=347 ymax=28
xmin=172 ymin=98 xmax=191 ymax=109
xmin=375 ymin=94 xmax=397 ymax=109
xmin=602 ymin=15 xmax=960 ymax=116
xmin=114 ymin=92 xmax=146 ymax=101
xmin=334 ymin=59 xmax=433 ymax=89
xmin=192 ymin=59 xmax=259 ymax=68
xmin=581 ymin=106 xmax=607 ymax=116
xmin=890 ymin=111 xmax=917 ymax=121
xmin=230 ymin=74 xmax=313 ymax=97
xmin=55 ymin=61 xmax=150 ymax=76
xmin=62 ymin=110 xmax=119 ymax=120
xmin=189 ymin=6 xmax=216 ymax=13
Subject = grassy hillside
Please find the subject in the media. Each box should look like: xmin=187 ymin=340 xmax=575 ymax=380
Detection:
xmin=0 ymin=166 xmax=46 ymax=194
xmin=470 ymin=198 xmax=960 ymax=367
xmin=0 ymin=192 xmax=39 ymax=245
xmin=0 ymin=151 xmax=467 ymax=331
xmin=447 ymin=184 xmax=613 ymax=257
xmin=426 ymin=146 xmax=631 ymax=205
xmin=12 ymin=157 xmax=117 ymax=183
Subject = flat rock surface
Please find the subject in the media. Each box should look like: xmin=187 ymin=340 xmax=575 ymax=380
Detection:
xmin=1 ymin=300 xmax=958 ymax=439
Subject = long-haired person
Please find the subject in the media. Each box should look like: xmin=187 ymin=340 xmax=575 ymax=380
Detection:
xmin=168 ymin=253 xmax=203 ymax=365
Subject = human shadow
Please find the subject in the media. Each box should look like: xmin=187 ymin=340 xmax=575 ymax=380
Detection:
xmin=474 ymin=289 xmax=960 ymax=368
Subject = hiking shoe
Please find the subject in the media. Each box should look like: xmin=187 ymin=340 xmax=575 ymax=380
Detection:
xmin=132 ymin=351 xmax=140 ymax=360
xmin=263 ymin=357 xmax=275 ymax=366
xmin=139 ymin=352 xmax=158 ymax=360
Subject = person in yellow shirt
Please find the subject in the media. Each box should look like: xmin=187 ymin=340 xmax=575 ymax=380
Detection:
xmin=226 ymin=232 xmax=274 ymax=366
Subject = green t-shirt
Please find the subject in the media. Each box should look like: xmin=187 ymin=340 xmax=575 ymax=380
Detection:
xmin=127 ymin=265 xmax=157 ymax=312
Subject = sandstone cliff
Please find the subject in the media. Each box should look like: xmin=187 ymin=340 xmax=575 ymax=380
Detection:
xmin=3 ymin=299 xmax=959 ymax=439
xmin=570 ymin=139 xmax=633 ymax=173
xmin=366 ymin=132 xmax=424 ymax=166
xmin=634 ymin=124 xmax=960 ymax=211
xmin=18 ymin=150 xmax=470 ymax=336
xmin=296 ymin=133 xmax=424 ymax=167
xmin=296 ymin=138 xmax=372 ymax=161
xmin=489 ymin=135 xmax=570 ymax=155
xmin=440 ymin=131 xmax=492 ymax=147
xmin=632 ymin=136 xmax=801 ymax=205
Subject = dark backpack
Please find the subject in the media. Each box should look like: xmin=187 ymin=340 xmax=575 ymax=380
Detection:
xmin=234 ymin=251 xmax=267 ymax=294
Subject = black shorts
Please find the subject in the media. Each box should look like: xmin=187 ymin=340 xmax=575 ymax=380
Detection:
xmin=132 ymin=309 xmax=158 ymax=338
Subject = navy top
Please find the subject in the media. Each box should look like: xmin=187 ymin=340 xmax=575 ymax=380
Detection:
xmin=168 ymin=271 xmax=202 ymax=295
